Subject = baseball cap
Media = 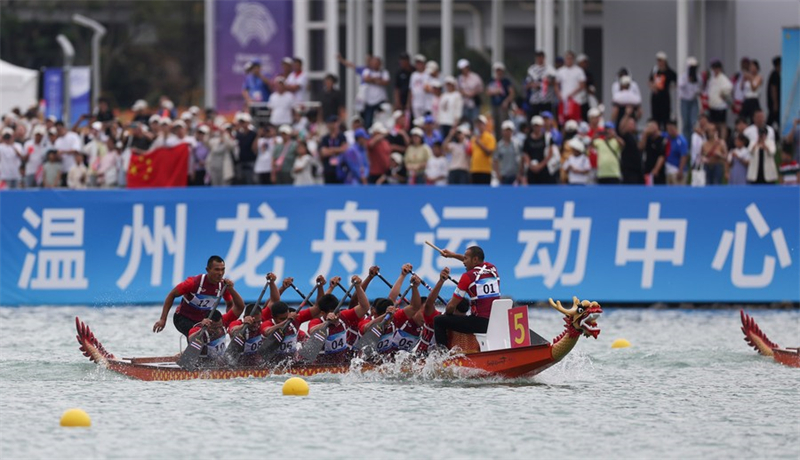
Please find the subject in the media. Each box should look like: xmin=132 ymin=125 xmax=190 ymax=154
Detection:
xmin=413 ymin=54 xmax=426 ymax=62
xmin=530 ymin=116 xmax=544 ymax=126
xmin=369 ymin=122 xmax=387 ymax=134
xmin=687 ymin=56 xmax=698 ymax=66
xmin=278 ymin=124 xmax=293 ymax=135
xmin=46 ymin=115 xmax=57 ymax=123
xmin=410 ymin=127 xmax=424 ymax=137
xmin=444 ymin=76 xmax=457 ymax=85
xmin=477 ymin=115 xmax=488 ymax=124
xmin=132 ymin=99 xmax=148 ymax=111
xmin=457 ymin=125 xmax=471 ymax=135
xmin=91 ymin=121 xmax=103 ymax=131
xmin=540 ymin=111 xmax=553 ymax=119
xmin=568 ymin=138 xmax=585 ymax=153
xmin=564 ymin=120 xmax=579 ymax=131
xmin=282 ymin=57 xmax=293 ymax=65
xmin=424 ymin=115 xmax=435 ymax=124
xmin=149 ymin=114 xmax=161 ymax=124
xmin=1 ymin=127 xmax=13 ymax=136
xmin=354 ymin=128 xmax=370 ymax=139
xmin=492 ymin=62 xmax=505 ymax=71
xmin=48 ymin=127 xmax=58 ymax=135
xmin=425 ymin=61 xmax=439 ymax=73
xmin=390 ymin=152 xmax=404 ymax=165
xmin=604 ymin=121 xmax=616 ymax=130
xmin=576 ymin=54 xmax=588 ymax=63
xmin=457 ymin=58 xmax=470 ymax=69
xmin=588 ymin=108 xmax=601 ymax=118
xmin=197 ymin=125 xmax=210 ymax=134
xmin=656 ymin=51 xmax=667 ymax=60
xmin=620 ymin=75 xmax=632 ymax=85
xmin=501 ymin=120 xmax=515 ymax=131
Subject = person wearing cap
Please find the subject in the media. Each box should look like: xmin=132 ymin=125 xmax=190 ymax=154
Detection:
xmin=318 ymin=116 xmax=348 ymax=184
xmin=706 ymin=60 xmax=733 ymax=132
xmin=190 ymin=125 xmax=212 ymax=186
xmin=648 ymin=51 xmax=677 ymax=129
xmin=617 ymin=113 xmax=644 ymax=184
xmin=394 ymin=52 xmax=414 ymax=112
xmin=22 ymin=126 xmax=48 ymax=187
xmin=242 ymin=60 xmax=271 ymax=109
xmin=639 ymin=118 xmax=668 ymax=185
xmin=740 ymin=59 xmax=763 ymax=123
xmin=438 ymin=76 xmax=464 ymax=138
xmin=406 ymin=127 xmax=432 ymax=184
xmin=166 ymin=119 xmax=196 ymax=149
xmin=279 ymin=56 xmax=294 ymax=80
xmin=423 ymin=61 xmax=441 ymax=115
xmin=207 ymin=123 xmax=237 ymax=186
xmin=493 ymin=120 xmax=523 ymax=185
xmin=457 ymin=59 xmax=484 ymax=123
xmin=409 ymin=54 xmax=429 ymax=119
xmin=591 ymin=121 xmax=624 ymax=184
xmin=525 ymin=51 xmax=558 ymax=118
xmin=272 ymin=125 xmax=297 ymax=185
xmin=677 ymin=58 xmax=701 ymax=142
xmin=661 ymin=119 xmax=689 ymax=185
xmin=555 ymin=51 xmax=587 ymax=122
xmin=366 ymin=122 xmax=391 ymax=183
xmin=444 ymin=124 xmax=471 ymax=184
xmin=0 ymin=127 xmax=23 ymax=188
xmin=611 ymin=69 xmax=642 ymax=128
xmin=132 ymin=99 xmax=150 ymax=124
xmin=338 ymin=128 xmax=369 ymax=185
xmin=267 ymin=77 xmax=294 ymax=126
xmin=731 ymin=57 xmax=751 ymax=120
xmin=576 ymin=54 xmax=597 ymax=121
xmin=284 ymin=57 xmax=308 ymax=103
xmin=421 ymin=114 xmax=443 ymax=148
xmin=522 ymin=116 xmax=554 ymax=184
xmin=540 ymin=111 xmax=563 ymax=147
xmin=53 ymin=121 xmax=83 ymax=186
xmin=232 ymin=113 xmax=256 ymax=185
xmin=360 ymin=56 xmax=391 ymax=131
xmin=375 ymin=152 xmax=407 ymax=185
xmin=41 ymin=149 xmax=61 ymax=188
xmin=743 ymin=110 xmax=777 ymax=179
xmin=469 ymin=115 xmax=496 ymax=184
xmin=423 ymin=140 xmax=448 ymax=186
xmin=321 ymin=73 xmax=344 ymax=122
xmin=562 ymin=138 xmax=591 ymax=185
xmin=486 ymin=62 xmax=516 ymax=140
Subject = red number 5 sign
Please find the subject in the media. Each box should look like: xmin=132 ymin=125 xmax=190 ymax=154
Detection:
xmin=507 ymin=306 xmax=531 ymax=348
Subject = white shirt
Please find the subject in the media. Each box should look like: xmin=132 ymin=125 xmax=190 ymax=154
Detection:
xmin=690 ymin=131 xmax=706 ymax=166
xmin=0 ymin=142 xmax=22 ymax=180
xmin=268 ymin=91 xmax=295 ymax=126
xmin=54 ymin=132 xmax=83 ymax=172
xmin=438 ymin=91 xmax=464 ymax=126
xmin=743 ymin=124 xmax=776 ymax=148
xmin=556 ymin=65 xmax=587 ymax=104
xmin=611 ymin=81 xmax=642 ymax=106
xmin=67 ymin=163 xmax=88 ymax=189
xmin=23 ymin=139 xmax=47 ymax=176
xmin=285 ymin=71 xmax=308 ymax=102
xmin=425 ymin=155 xmax=448 ymax=185
xmin=706 ymin=72 xmax=733 ymax=110
xmin=292 ymin=154 xmax=315 ymax=185
xmin=678 ymin=73 xmax=702 ymax=101
xmin=254 ymin=137 xmax=273 ymax=173
xmin=562 ymin=154 xmax=591 ymax=184
xmin=410 ymin=71 xmax=429 ymax=115
xmin=361 ymin=68 xmax=390 ymax=106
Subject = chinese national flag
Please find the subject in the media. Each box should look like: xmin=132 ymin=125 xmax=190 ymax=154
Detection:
xmin=127 ymin=144 xmax=189 ymax=188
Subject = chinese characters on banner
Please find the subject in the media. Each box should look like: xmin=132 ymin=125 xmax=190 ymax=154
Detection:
xmin=2 ymin=187 xmax=797 ymax=305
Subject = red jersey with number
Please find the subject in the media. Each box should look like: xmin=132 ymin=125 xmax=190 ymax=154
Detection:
xmin=452 ymin=262 xmax=500 ymax=318
xmin=175 ymin=274 xmax=233 ymax=322
xmin=187 ymin=309 xmax=238 ymax=336
xmin=308 ymin=308 xmax=362 ymax=352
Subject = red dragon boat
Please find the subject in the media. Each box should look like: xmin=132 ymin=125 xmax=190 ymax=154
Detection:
xmin=76 ymin=298 xmax=602 ymax=381
xmin=740 ymin=310 xmax=799 ymax=368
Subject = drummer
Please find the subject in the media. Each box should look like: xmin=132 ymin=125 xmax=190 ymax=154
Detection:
xmin=433 ymin=246 xmax=500 ymax=348
xmin=153 ymin=255 xmax=246 ymax=337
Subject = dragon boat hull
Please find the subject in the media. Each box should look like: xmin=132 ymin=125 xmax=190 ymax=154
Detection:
xmin=76 ymin=317 xmax=558 ymax=381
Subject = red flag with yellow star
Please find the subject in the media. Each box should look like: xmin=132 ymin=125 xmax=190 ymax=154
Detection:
xmin=127 ymin=144 xmax=189 ymax=188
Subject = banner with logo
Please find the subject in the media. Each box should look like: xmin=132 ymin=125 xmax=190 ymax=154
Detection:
xmin=214 ymin=0 xmax=293 ymax=114
xmin=0 ymin=186 xmax=798 ymax=306
xmin=781 ymin=27 xmax=799 ymax=139
xmin=43 ymin=66 xmax=92 ymax=126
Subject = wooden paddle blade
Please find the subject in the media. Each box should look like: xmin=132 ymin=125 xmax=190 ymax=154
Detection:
xmin=223 ymin=329 xmax=247 ymax=364
xmin=258 ymin=328 xmax=285 ymax=360
xmin=177 ymin=337 xmax=206 ymax=370
xmin=297 ymin=327 xmax=329 ymax=362
xmin=354 ymin=325 xmax=383 ymax=358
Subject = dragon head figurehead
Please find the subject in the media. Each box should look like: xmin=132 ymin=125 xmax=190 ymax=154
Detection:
xmin=549 ymin=296 xmax=603 ymax=339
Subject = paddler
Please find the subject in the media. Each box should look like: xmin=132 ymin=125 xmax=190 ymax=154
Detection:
xmin=306 ymin=275 xmax=371 ymax=362
xmin=415 ymin=267 xmax=451 ymax=354
xmin=227 ymin=305 xmax=265 ymax=361
xmin=361 ymin=272 xmax=423 ymax=355
xmin=153 ymin=255 xmax=246 ymax=337
xmin=186 ymin=309 xmax=239 ymax=363
xmin=433 ymin=246 xmax=500 ymax=348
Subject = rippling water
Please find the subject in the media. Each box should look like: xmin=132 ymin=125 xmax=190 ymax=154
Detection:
xmin=1 ymin=306 xmax=798 ymax=459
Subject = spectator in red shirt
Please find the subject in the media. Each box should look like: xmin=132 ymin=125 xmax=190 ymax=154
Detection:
xmin=367 ymin=122 xmax=391 ymax=183
xmin=153 ymin=255 xmax=246 ymax=337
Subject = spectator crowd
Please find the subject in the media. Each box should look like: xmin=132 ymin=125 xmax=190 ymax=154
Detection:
xmin=1 ymin=50 xmax=798 ymax=190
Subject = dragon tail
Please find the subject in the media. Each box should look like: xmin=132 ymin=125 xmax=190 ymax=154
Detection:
xmin=740 ymin=310 xmax=779 ymax=357
xmin=76 ymin=317 xmax=115 ymax=363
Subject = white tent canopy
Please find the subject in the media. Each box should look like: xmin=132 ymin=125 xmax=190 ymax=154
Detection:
xmin=0 ymin=60 xmax=39 ymax=116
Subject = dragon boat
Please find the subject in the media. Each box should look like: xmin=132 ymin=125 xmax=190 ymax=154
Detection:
xmin=739 ymin=310 xmax=799 ymax=368
xmin=75 ymin=298 xmax=602 ymax=381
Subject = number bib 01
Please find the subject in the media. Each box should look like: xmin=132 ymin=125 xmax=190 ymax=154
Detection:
xmin=475 ymin=277 xmax=500 ymax=299
xmin=324 ymin=330 xmax=347 ymax=354
xmin=242 ymin=334 xmax=262 ymax=355
xmin=390 ymin=329 xmax=420 ymax=352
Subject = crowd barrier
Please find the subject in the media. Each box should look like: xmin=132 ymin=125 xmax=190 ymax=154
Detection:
xmin=1 ymin=186 xmax=798 ymax=306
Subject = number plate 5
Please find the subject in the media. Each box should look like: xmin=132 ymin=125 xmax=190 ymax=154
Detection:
xmin=507 ymin=306 xmax=531 ymax=348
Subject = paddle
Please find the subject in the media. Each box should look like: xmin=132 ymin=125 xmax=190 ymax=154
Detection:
xmin=410 ymin=270 xmax=448 ymax=305
xmin=355 ymin=283 xmax=414 ymax=357
xmin=176 ymin=284 xmax=228 ymax=370
xmin=259 ymin=282 xmax=320 ymax=361
xmin=296 ymin=281 xmax=357 ymax=363
xmin=289 ymin=283 xmax=318 ymax=311
xmin=376 ymin=272 xmax=410 ymax=305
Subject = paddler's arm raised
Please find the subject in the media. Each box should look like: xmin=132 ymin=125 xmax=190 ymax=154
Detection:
xmin=441 ymin=249 xmax=465 ymax=262
xmin=265 ymin=273 xmax=280 ymax=308
xmin=351 ymin=275 xmax=371 ymax=318
xmin=389 ymin=263 xmax=412 ymax=302
xmin=224 ymin=278 xmax=246 ymax=317
xmin=279 ymin=277 xmax=294 ymax=295
xmin=425 ymin=267 xmax=450 ymax=316
xmin=350 ymin=266 xmax=378 ymax=307
xmin=154 ymin=286 xmax=182 ymax=333
xmin=326 ymin=276 xmax=341 ymax=296
xmin=403 ymin=275 xmax=423 ymax=317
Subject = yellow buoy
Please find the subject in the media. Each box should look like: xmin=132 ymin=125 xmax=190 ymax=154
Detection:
xmin=60 ymin=408 xmax=91 ymax=427
xmin=611 ymin=338 xmax=631 ymax=349
xmin=282 ymin=377 xmax=309 ymax=396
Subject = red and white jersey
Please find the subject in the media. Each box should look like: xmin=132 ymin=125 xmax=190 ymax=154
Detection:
xmin=308 ymin=308 xmax=362 ymax=354
xmin=387 ymin=308 xmax=423 ymax=353
xmin=453 ymin=262 xmax=500 ymax=318
xmin=416 ymin=309 xmax=441 ymax=353
xmin=175 ymin=274 xmax=232 ymax=322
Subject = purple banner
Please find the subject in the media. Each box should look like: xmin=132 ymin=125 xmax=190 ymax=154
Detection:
xmin=214 ymin=0 xmax=293 ymax=114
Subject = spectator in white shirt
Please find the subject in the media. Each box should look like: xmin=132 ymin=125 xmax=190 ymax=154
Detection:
xmin=0 ymin=127 xmax=23 ymax=188
xmin=525 ymin=50 xmax=557 ymax=117
xmin=457 ymin=59 xmax=484 ymax=123
xmin=254 ymin=125 xmax=275 ymax=185
xmin=23 ymin=125 xmax=48 ymax=187
xmin=53 ymin=121 xmax=83 ymax=184
xmin=706 ymin=60 xmax=733 ymax=131
xmin=268 ymin=77 xmax=295 ymax=126
xmin=360 ymin=56 xmax=391 ymax=129
xmin=678 ymin=57 xmax=702 ymax=141
xmin=425 ymin=141 xmax=448 ymax=186
xmin=562 ymin=138 xmax=591 ymax=185
xmin=409 ymin=54 xmax=429 ymax=119
xmin=292 ymin=141 xmax=315 ymax=186
xmin=285 ymin=57 xmax=309 ymax=103
xmin=67 ymin=152 xmax=89 ymax=189
xmin=556 ymin=51 xmax=587 ymax=121
xmin=438 ymin=76 xmax=464 ymax=138
xmin=610 ymin=69 xmax=642 ymax=127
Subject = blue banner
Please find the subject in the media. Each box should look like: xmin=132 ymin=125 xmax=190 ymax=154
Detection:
xmin=1 ymin=186 xmax=798 ymax=306
xmin=781 ymin=27 xmax=799 ymax=139
xmin=42 ymin=67 xmax=91 ymax=126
